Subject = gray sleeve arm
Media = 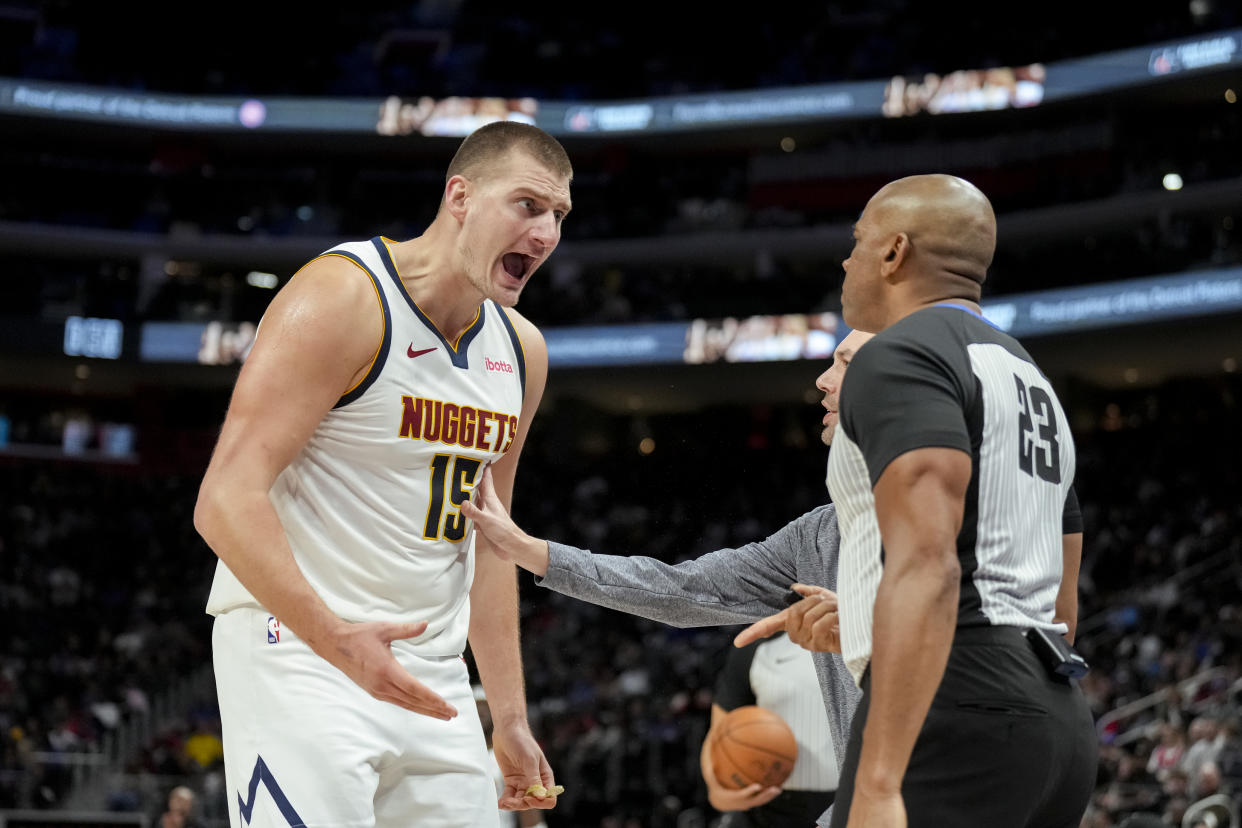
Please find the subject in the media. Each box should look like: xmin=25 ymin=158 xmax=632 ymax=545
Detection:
xmin=535 ymin=512 xmax=816 ymax=628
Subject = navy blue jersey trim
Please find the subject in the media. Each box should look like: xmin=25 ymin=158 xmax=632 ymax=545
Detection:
xmin=493 ymin=303 xmax=527 ymax=397
xmin=330 ymin=251 xmax=391 ymax=409
xmin=237 ymin=756 xmax=305 ymax=826
xmin=371 ymin=237 xmax=484 ymax=370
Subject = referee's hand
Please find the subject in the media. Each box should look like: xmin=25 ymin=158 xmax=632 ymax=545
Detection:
xmin=734 ymin=584 xmax=841 ymax=652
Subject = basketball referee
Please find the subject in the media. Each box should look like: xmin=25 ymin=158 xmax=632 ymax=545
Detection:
xmin=823 ymin=174 xmax=1097 ymax=828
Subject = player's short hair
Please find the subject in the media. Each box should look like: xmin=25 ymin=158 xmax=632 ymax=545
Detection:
xmin=445 ymin=121 xmax=573 ymax=184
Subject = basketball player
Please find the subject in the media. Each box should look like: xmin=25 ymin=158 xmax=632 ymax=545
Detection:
xmin=701 ymin=632 xmax=838 ymax=828
xmin=193 ymin=121 xmax=571 ymax=827
xmin=812 ymin=174 xmax=1097 ymax=828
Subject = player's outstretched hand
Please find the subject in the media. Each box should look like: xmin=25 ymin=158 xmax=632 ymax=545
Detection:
xmin=460 ymin=467 xmax=522 ymax=557
xmin=493 ymin=721 xmax=560 ymax=812
xmin=734 ymin=584 xmax=841 ymax=652
xmin=461 ymin=467 xmax=551 ymax=576
xmin=320 ymin=620 xmax=458 ymax=720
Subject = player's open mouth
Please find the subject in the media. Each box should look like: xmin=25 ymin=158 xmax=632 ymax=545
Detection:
xmin=501 ymin=253 xmax=534 ymax=282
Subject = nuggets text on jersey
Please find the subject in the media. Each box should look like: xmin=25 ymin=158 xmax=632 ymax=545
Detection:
xmin=399 ymin=395 xmax=518 ymax=454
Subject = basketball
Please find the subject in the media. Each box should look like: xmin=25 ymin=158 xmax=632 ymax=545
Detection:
xmin=709 ymin=705 xmax=798 ymax=790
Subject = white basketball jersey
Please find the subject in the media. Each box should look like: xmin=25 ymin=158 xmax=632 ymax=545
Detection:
xmin=206 ymin=237 xmax=528 ymax=657
xmin=749 ymin=635 xmax=839 ymax=791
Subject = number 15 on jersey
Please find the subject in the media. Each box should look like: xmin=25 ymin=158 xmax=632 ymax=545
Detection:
xmin=423 ymin=454 xmax=482 ymax=541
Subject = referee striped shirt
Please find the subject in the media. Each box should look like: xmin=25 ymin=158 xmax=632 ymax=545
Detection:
xmin=826 ymin=304 xmax=1081 ymax=685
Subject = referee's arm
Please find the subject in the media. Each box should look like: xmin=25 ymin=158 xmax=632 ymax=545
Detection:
xmin=855 ymin=446 xmax=970 ymax=821
xmin=1055 ymin=486 xmax=1085 ymax=644
xmin=1055 ymin=532 xmax=1083 ymax=644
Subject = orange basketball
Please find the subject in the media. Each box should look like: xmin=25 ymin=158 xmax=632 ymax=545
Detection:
xmin=709 ymin=705 xmax=798 ymax=790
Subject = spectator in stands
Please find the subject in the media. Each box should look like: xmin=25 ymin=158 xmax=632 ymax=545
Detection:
xmin=1160 ymin=767 xmax=1193 ymax=816
xmin=1148 ymin=722 xmax=1187 ymax=781
xmin=155 ymin=784 xmax=203 ymax=828
xmin=1183 ymin=716 xmax=1225 ymax=781
xmin=1189 ymin=759 xmax=1227 ymax=803
xmin=182 ymin=714 xmax=224 ymax=772
xmin=1216 ymin=720 xmax=1242 ymax=789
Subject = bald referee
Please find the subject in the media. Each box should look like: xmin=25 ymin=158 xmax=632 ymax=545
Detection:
xmin=820 ymin=174 xmax=1096 ymax=828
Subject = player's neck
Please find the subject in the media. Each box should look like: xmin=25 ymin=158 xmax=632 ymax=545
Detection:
xmin=386 ymin=230 xmax=486 ymax=343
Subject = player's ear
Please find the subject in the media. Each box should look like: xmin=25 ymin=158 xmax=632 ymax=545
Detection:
xmin=444 ymin=175 xmax=471 ymax=221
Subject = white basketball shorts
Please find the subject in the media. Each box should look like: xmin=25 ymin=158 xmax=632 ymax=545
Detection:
xmin=212 ymin=608 xmax=501 ymax=828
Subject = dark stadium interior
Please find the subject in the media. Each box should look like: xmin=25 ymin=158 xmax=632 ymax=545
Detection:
xmin=1 ymin=3 xmax=1241 ymax=827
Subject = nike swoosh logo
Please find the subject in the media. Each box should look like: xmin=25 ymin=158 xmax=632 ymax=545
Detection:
xmin=775 ymin=655 xmax=801 ymax=664
xmin=407 ymin=345 xmax=436 ymax=358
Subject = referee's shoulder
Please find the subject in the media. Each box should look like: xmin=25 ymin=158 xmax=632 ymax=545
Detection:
xmin=883 ymin=304 xmax=962 ymax=339
xmin=859 ymin=307 xmax=970 ymax=369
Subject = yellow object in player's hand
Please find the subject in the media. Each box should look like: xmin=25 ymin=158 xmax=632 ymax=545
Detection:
xmin=524 ymin=784 xmax=565 ymax=798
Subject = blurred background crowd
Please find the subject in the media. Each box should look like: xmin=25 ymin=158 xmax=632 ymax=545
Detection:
xmin=1 ymin=2 xmax=1240 ymax=827
xmin=2 ymin=377 xmax=1239 ymax=827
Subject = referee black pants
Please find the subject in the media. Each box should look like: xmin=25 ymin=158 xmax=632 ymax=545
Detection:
xmin=718 ymin=789 xmax=834 ymax=828
xmin=829 ymin=626 xmax=1097 ymax=828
